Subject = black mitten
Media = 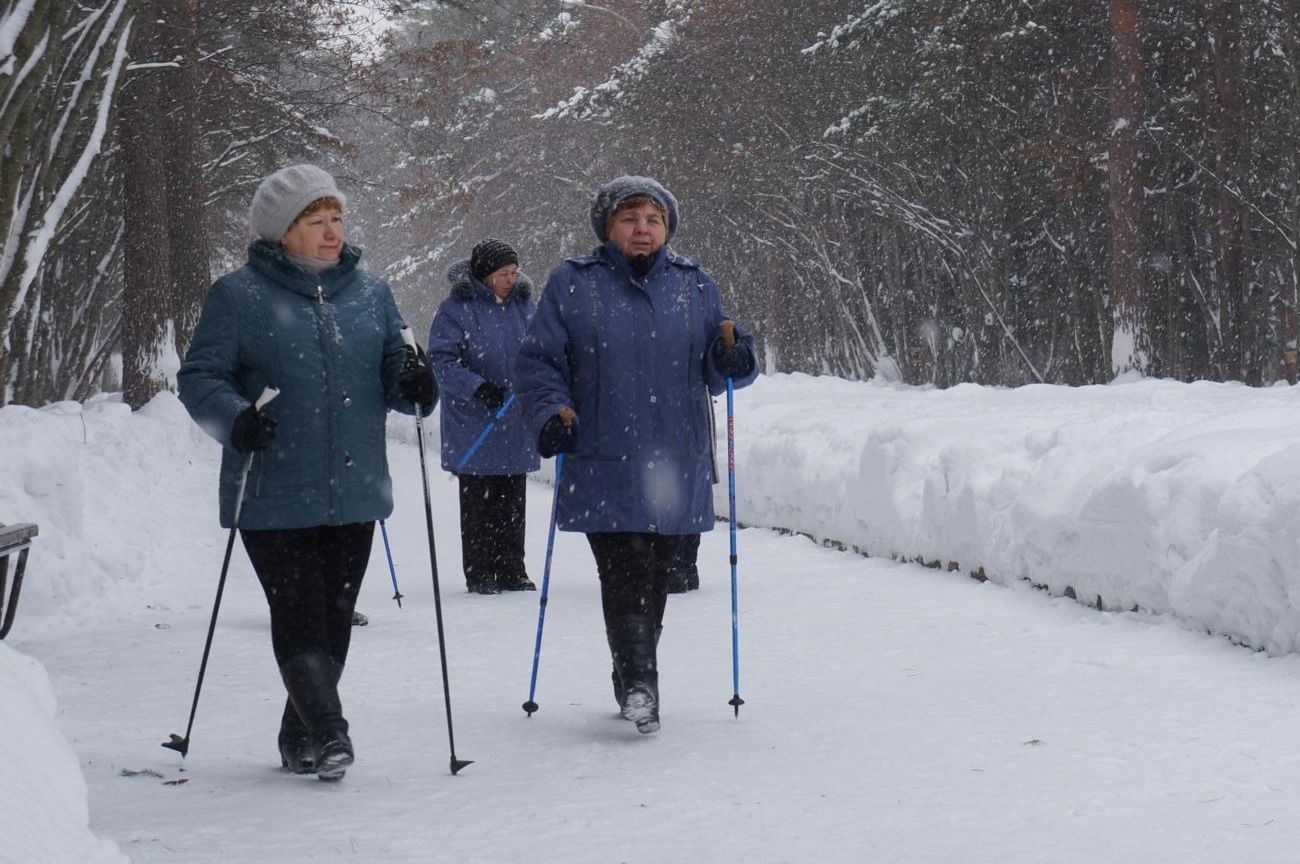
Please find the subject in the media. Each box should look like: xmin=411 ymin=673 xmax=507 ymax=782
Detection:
xmin=399 ymin=347 xmax=438 ymax=407
xmin=537 ymin=413 xmax=577 ymax=458
xmin=712 ymin=340 xmax=755 ymax=378
xmin=231 ymin=405 xmax=277 ymax=452
xmin=475 ymin=381 xmax=507 ymax=410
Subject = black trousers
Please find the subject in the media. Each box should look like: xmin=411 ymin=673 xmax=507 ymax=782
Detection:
xmin=672 ymin=532 xmax=701 ymax=576
xmin=586 ymin=532 xmax=685 ymax=629
xmin=240 ymin=522 xmax=374 ymax=667
xmin=458 ymin=473 xmax=527 ymax=588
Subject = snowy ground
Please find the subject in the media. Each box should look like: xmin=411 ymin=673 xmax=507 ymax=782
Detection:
xmin=7 ymin=376 xmax=1300 ymax=862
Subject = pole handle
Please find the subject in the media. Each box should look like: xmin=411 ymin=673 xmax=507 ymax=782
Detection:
xmin=254 ymin=386 xmax=280 ymax=410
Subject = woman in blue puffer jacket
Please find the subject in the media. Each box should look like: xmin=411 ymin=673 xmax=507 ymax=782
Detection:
xmin=428 ymin=238 xmax=540 ymax=594
xmin=178 ymin=164 xmax=436 ymax=782
xmin=514 ymin=175 xmax=759 ymax=734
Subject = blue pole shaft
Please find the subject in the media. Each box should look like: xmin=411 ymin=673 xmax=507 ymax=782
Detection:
xmin=455 ymin=393 xmax=517 ymax=472
xmin=727 ymin=378 xmax=744 ymax=716
xmin=379 ymin=519 xmax=403 ymax=607
xmin=523 ymin=453 xmax=564 ymax=715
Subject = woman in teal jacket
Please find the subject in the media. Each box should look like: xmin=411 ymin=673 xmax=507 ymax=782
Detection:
xmin=178 ymin=164 xmax=436 ymax=782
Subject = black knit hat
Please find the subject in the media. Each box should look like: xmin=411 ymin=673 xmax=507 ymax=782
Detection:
xmin=470 ymin=238 xmax=518 ymax=282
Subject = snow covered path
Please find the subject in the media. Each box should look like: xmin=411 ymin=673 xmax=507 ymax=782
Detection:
xmin=16 ymin=436 xmax=1300 ymax=863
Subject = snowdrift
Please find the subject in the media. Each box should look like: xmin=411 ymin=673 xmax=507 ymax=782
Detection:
xmin=724 ymin=374 xmax=1300 ymax=654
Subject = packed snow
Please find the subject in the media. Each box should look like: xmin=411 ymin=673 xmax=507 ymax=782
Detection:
xmin=5 ymin=373 xmax=1300 ymax=863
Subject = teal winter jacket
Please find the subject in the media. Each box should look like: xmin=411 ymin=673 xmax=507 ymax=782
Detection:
xmin=178 ymin=241 xmax=430 ymax=530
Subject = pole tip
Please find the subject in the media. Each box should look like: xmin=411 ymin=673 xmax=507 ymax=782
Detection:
xmin=450 ymin=757 xmax=474 ymax=775
xmin=729 ymin=694 xmax=745 ymax=718
xmin=522 ymin=700 xmax=539 ymax=716
xmin=161 ymin=734 xmax=189 ymax=757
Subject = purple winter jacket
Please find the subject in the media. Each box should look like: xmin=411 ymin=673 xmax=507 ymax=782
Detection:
xmin=515 ymin=241 xmax=758 ymax=535
xmin=427 ymin=260 xmax=540 ymax=475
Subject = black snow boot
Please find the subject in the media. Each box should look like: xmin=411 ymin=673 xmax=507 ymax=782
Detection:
xmin=280 ymin=652 xmax=353 ymax=781
xmin=277 ymin=698 xmax=316 ymax=774
xmin=665 ymin=565 xmax=699 ymax=593
xmin=610 ymin=624 xmax=663 ymax=716
xmin=608 ymin=615 xmax=660 ymax=734
xmin=498 ymin=571 xmax=537 ymax=591
xmin=466 ymin=574 xmax=500 ymax=594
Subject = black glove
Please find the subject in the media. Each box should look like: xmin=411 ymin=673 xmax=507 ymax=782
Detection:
xmin=230 ymin=404 xmax=277 ymax=452
xmin=399 ymin=348 xmax=438 ymax=408
xmin=537 ymin=413 xmax=577 ymax=458
xmin=474 ymin=381 xmax=507 ymax=410
xmin=712 ymin=340 xmax=755 ymax=378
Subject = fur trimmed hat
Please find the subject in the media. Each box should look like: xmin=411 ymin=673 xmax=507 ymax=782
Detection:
xmin=589 ymin=175 xmax=679 ymax=243
xmin=249 ymin=164 xmax=346 ymax=242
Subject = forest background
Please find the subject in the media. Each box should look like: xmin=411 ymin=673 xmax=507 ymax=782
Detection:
xmin=3 ymin=0 xmax=1297 ymax=409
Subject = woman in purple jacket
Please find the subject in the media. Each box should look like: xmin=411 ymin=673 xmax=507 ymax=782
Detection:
xmin=428 ymin=239 xmax=540 ymax=594
xmin=515 ymin=176 xmax=758 ymax=734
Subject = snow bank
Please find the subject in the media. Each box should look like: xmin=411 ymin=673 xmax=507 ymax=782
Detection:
xmin=0 ymin=641 xmax=128 ymax=864
xmin=0 ymin=393 xmax=208 ymax=864
xmin=0 ymin=394 xmax=215 ymax=629
xmin=724 ymin=374 xmax=1300 ymax=653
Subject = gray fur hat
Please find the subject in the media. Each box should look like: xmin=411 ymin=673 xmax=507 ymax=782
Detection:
xmin=589 ymin=175 xmax=679 ymax=243
xmin=249 ymin=164 xmax=346 ymax=242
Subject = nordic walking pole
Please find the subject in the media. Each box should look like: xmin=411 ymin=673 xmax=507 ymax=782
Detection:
xmin=726 ymin=377 xmax=745 ymax=717
xmin=402 ymin=328 xmax=472 ymax=775
xmin=163 ymin=386 xmax=279 ymax=758
xmin=379 ymin=520 xmax=403 ymax=607
xmin=523 ymin=453 xmax=564 ymax=716
xmin=454 ymin=393 xmax=516 ymax=472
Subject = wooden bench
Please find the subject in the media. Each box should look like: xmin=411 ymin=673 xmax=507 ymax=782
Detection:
xmin=0 ymin=523 xmax=38 ymax=639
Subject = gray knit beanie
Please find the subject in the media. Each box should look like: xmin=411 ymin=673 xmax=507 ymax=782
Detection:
xmin=589 ymin=175 xmax=678 ymax=243
xmin=249 ymin=164 xmax=346 ymax=242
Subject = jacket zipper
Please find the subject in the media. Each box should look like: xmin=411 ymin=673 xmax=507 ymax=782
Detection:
xmin=315 ymin=275 xmax=340 ymax=520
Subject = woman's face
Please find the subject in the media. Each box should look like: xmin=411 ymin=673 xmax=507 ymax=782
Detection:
xmin=484 ymin=264 xmax=519 ymax=299
xmin=607 ymin=200 xmax=667 ymax=259
xmin=281 ymin=207 xmax=344 ymax=261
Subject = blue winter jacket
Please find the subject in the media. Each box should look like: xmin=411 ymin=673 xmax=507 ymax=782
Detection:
xmin=178 ymin=241 xmax=430 ymax=530
xmin=515 ymin=241 xmax=759 ymax=535
xmin=427 ymin=260 xmax=540 ymax=475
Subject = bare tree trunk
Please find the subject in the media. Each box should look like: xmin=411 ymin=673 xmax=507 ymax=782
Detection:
xmin=1108 ymin=0 xmax=1145 ymax=376
xmin=163 ymin=0 xmax=211 ymax=355
xmin=1209 ymin=0 xmax=1247 ymax=381
xmin=120 ymin=0 xmax=208 ymax=409
xmin=120 ymin=7 xmax=174 ymax=409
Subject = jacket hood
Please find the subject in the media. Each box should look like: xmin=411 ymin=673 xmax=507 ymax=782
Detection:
xmin=589 ymin=175 xmax=679 ymax=243
xmin=446 ymin=258 xmax=533 ymax=302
